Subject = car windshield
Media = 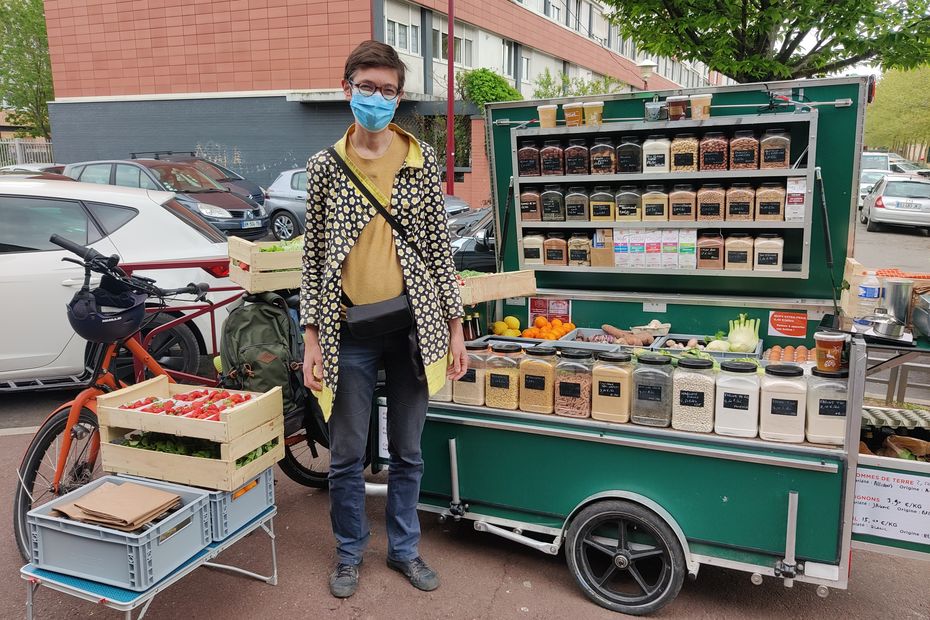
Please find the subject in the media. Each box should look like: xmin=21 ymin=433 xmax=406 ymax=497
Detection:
xmin=861 ymin=154 xmax=889 ymax=170
xmin=147 ymin=163 xmax=225 ymax=193
xmin=860 ymin=171 xmax=885 ymax=185
xmin=897 ymin=162 xmax=921 ymax=171
xmin=187 ymin=159 xmax=240 ymax=182
xmin=884 ymin=181 xmax=930 ymax=200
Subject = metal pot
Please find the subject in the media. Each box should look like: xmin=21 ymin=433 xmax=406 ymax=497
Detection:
xmin=872 ymin=315 xmax=905 ymax=338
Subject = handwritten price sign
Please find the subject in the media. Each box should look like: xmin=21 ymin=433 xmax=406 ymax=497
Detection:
xmin=853 ymin=469 xmax=930 ymax=544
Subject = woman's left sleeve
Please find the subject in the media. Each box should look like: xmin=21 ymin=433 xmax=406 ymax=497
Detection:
xmin=421 ymin=153 xmax=464 ymax=321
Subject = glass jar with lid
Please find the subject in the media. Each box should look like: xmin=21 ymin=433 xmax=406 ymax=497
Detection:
xmin=615 ymin=186 xmax=642 ymax=221
xmin=642 ymin=185 xmax=669 ymax=221
xmin=714 ymin=361 xmax=761 ymax=437
xmin=590 ymin=186 xmax=616 ymax=221
xmin=616 ymin=136 xmax=642 ymax=173
xmin=725 ymin=233 xmax=753 ymax=271
xmin=643 ymin=135 xmax=671 ymax=173
xmin=667 ymin=95 xmax=689 ymax=121
xmin=520 ymin=187 xmax=542 ymax=221
xmin=699 ymin=132 xmax=728 ymax=171
xmin=669 ymin=184 xmax=696 ymax=221
xmin=671 ymin=134 xmax=699 ymax=172
xmin=564 ymin=139 xmax=590 ymax=175
xmin=760 ymin=364 xmax=807 ymax=443
xmin=760 ymin=128 xmax=791 ymax=169
xmin=755 ymin=182 xmax=786 ymax=221
xmin=591 ymin=351 xmax=633 ymax=423
xmin=565 ymin=186 xmax=590 ymax=221
xmin=517 ymin=141 xmax=541 ymax=177
xmin=697 ymin=184 xmax=725 ymax=220
xmin=541 ymin=185 xmax=565 ymax=222
xmin=540 ymin=140 xmax=564 ymax=176
xmin=453 ymin=342 xmax=489 ymax=406
xmin=631 ymin=354 xmax=673 ymax=427
xmin=806 ymin=368 xmax=848 ymax=445
xmin=555 ymin=350 xmax=594 ymax=418
xmin=697 ymin=233 xmax=724 ymax=270
xmin=725 ymin=183 xmax=755 ymax=221
xmin=484 ymin=343 xmax=522 ymax=410
xmin=590 ymin=138 xmax=616 ymax=174
xmin=522 ymin=232 xmax=545 ymax=266
xmin=729 ymin=130 xmax=759 ymax=169
xmin=672 ymin=358 xmax=716 ymax=432
xmin=519 ymin=346 xmax=557 ymax=414
xmin=543 ymin=233 xmax=568 ymax=266
xmin=568 ymin=233 xmax=592 ymax=266
xmin=754 ymin=234 xmax=783 ymax=271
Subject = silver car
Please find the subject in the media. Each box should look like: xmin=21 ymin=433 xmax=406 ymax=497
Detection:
xmin=858 ymin=169 xmax=887 ymax=209
xmin=860 ymin=174 xmax=930 ymax=233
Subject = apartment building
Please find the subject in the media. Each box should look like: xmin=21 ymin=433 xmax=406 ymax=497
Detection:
xmin=43 ymin=0 xmax=724 ymax=205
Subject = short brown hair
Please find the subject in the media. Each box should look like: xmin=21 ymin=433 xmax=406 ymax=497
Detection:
xmin=343 ymin=40 xmax=407 ymax=91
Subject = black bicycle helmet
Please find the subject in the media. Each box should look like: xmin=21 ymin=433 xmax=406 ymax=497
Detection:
xmin=66 ymin=275 xmax=148 ymax=342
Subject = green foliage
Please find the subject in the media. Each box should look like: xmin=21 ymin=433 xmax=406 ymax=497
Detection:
xmin=865 ymin=67 xmax=930 ymax=150
xmin=601 ymin=0 xmax=930 ymax=83
xmin=457 ymin=68 xmax=522 ymax=111
xmin=533 ymin=68 xmax=626 ymax=99
xmin=395 ymin=113 xmax=471 ymax=168
xmin=0 ymin=0 xmax=53 ymax=138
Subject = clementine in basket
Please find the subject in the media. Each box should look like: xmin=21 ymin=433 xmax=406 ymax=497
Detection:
xmin=551 ymin=318 xmax=563 ymax=328
xmin=534 ymin=316 xmax=549 ymax=329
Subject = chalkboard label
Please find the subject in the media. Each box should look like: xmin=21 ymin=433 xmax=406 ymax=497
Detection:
xmin=679 ymin=390 xmax=705 ymax=408
xmin=732 ymin=149 xmax=756 ymax=165
xmin=524 ymin=374 xmax=547 ymax=391
xmin=723 ymin=392 xmax=750 ymax=410
xmin=458 ymin=368 xmax=476 ymax=383
xmin=770 ymin=398 xmax=799 ymax=416
xmin=702 ymin=151 xmax=725 ymax=166
xmin=520 ymin=199 xmax=538 ymax=214
xmin=617 ymin=203 xmax=640 ymax=217
xmin=757 ymin=252 xmax=779 ymax=266
xmin=569 ymin=249 xmax=588 ymax=262
xmin=727 ymin=250 xmax=749 ymax=264
xmin=644 ymin=203 xmax=665 ymax=217
xmin=637 ymin=384 xmax=663 ymax=402
xmin=673 ymin=153 xmax=694 ymax=168
xmin=566 ymin=154 xmax=588 ymax=173
xmin=728 ymin=201 xmax=751 ymax=216
xmin=518 ymin=157 xmax=539 ymax=175
xmin=524 ymin=247 xmax=541 ymax=260
xmin=699 ymin=246 xmax=720 ymax=260
xmin=645 ymin=153 xmax=666 ymax=168
xmin=541 ymin=156 xmax=563 ymax=173
xmin=592 ymin=203 xmax=613 ymax=218
xmin=758 ymin=201 xmax=782 ymax=216
xmin=591 ymin=155 xmax=613 ymax=172
xmin=598 ymin=381 xmax=621 ymax=398
xmin=819 ymin=398 xmax=847 ymax=417
xmin=763 ymin=147 xmax=787 ymax=163
xmin=542 ymin=197 xmax=563 ymax=217
xmin=545 ymin=248 xmax=565 ymax=262
xmin=559 ymin=382 xmax=582 ymax=398
xmin=617 ymin=153 xmax=639 ymax=172
xmin=566 ymin=202 xmax=587 ymax=218
xmin=699 ymin=203 xmax=722 ymax=217
xmin=489 ymin=373 xmax=510 ymax=389
xmin=671 ymin=202 xmax=694 ymax=217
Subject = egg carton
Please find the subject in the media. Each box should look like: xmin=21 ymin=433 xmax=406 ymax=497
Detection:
xmin=861 ymin=406 xmax=930 ymax=430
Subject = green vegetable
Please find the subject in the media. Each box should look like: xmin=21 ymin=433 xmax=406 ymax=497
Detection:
xmin=259 ymin=237 xmax=303 ymax=253
xmin=727 ymin=314 xmax=760 ymax=353
xmin=457 ymin=270 xmax=485 ymax=278
xmin=705 ymin=340 xmax=732 ymax=352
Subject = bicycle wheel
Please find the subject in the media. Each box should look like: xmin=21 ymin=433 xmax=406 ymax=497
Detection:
xmin=13 ymin=406 xmax=101 ymax=561
xmin=279 ymin=430 xmax=331 ymax=488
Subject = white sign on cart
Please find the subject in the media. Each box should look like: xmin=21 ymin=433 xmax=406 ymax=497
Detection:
xmin=852 ymin=468 xmax=930 ymax=545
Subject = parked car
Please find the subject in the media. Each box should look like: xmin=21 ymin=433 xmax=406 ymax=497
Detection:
xmin=0 ymin=163 xmax=65 ymax=174
xmin=0 ymin=178 xmax=231 ymax=390
xmin=131 ymin=151 xmax=265 ymax=205
xmin=858 ymin=169 xmax=887 ymax=209
xmin=444 ymin=194 xmax=470 ymax=216
xmin=451 ymin=208 xmax=496 ymax=272
xmin=860 ymin=174 xmax=930 ymax=233
xmin=449 ymin=206 xmax=491 ymax=238
xmin=861 ymin=152 xmax=892 ymax=171
xmin=63 ymin=159 xmax=269 ymax=239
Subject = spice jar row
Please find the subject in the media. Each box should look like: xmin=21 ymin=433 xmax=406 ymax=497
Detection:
xmin=520 ymin=182 xmax=791 ymax=223
xmin=433 ymin=346 xmax=850 ymax=446
xmin=697 ymin=233 xmax=785 ymax=271
xmin=516 ymin=129 xmax=791 ymax=177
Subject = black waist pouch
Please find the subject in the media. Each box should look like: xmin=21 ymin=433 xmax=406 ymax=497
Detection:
xmin=343 ymin=292 xmax=413 ymax=339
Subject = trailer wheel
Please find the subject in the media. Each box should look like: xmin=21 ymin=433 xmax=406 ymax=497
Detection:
xmin=565 ymin=500 xmax=685 ymax=616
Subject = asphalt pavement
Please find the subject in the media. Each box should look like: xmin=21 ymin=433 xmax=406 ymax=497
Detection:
xmin=852 ymin=217 xmax=930 ymax=274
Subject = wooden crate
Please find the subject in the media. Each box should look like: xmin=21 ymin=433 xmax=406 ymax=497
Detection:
xmin=227 ymin=235 xmax=302 ymax=293
xmin=840 ymin=257 xmax=867 ymax=317
xmin=459 ymin=270 xmax=536 ymax=306
xmin=97 ymin=376 xmax=282 ymax=443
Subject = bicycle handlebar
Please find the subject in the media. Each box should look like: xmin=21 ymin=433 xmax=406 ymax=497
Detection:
xmin=49 ymin=234 xmax=105 ymax=263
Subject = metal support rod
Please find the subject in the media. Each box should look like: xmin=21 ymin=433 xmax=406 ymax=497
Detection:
xmin=783 ymin=491 xmax=799 ymax=588
xmin=445 ymin=0 xmax=455 ymax=195
xmin=473 ymin=521 xmax=561 ymax=554
xmin=449 ymin=438 xmax=461 ymax=506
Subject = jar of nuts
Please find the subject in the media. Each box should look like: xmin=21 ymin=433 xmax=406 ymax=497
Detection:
xmin=671 ymin=134 xmax=699 ymax=172
xmin=540 ymin=140 xmax=565 ymax=176
xmin=697 ymin=183 xmax=725 ymax=220
xmin=755 ymin=182 xmax=786 ymax=221
xmin=590 ymin=137 xmax=616 ymax=174
xmin=669 ymin=184 xmax=697 ymax=221
xmin=700 ymin=132 xmax=728 ymax=171
xmin=729 ymin=130 xmax=759 ymax=170
xmin=485 ymin=343 xmax=523 ymax=410
xmin=761 ymin=128 xmax=790 ymax=169
xmin=725 ymin=183 xmax=755 ymax=221
xmin=564 ymin=139 xmax=590 ymax=175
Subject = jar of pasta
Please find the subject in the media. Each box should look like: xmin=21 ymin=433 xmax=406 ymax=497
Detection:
xmin=565 ymin=186 xmax=590 ymax=221
xmin=669 ymin=184 xmax=696 ymax=221
xmin=725 ymin=183 xmax=755 ymax=221
xmin=671 ymin=134 xmax=699 ymax=172
xmin=642 ymin=185 xmax=669 ymax=221
xmin=555 ymin=350 xmax=593 ymax=418
xmin=590 ymin=138 xmax=616 ymax=174
xmin=755 ymin=182 xmax=786 ymax=221
xmin=519 ymin=346 xmax=557 ymax=414
xmin=568 ymin=234 xmax=592 ymax=266
xmin=564 ymin=139 xmax=590 ymax=175
xmin=616 ymin=186 xmax=642 ymax=221
xmin=729 ymin=130 xmax=759 ymax=169
xmin=485 ymin=344 xmax=522 ymax=410
xmin=590 ymin=186 xmax=616 ymax=221
xmin=453 ymin=342 xmax=488 ymax=406
xmin=697 ymin=184 xmax=725 ymax=220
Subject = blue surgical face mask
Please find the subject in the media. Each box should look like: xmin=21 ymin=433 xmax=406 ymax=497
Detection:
xmin=350 ymin=91 xmax=396 ymax=133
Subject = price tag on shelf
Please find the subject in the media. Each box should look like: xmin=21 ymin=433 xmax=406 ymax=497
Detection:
xmin=853 ymin=468 xmax=930 ymax=545
xmin=768 ymin=311 xmax=808 ymax=339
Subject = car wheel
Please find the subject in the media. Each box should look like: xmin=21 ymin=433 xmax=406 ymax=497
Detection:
xmin=866 ymin=215 xmax=882 ymax=232
xmin=859 ymin=208 xmax=868 ymax=224
xmin=271 ymin=211 xmax=300 ymax=241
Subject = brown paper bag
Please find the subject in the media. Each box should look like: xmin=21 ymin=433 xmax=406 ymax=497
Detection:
xmin=878 ymin=435 xmax=930 ymax=462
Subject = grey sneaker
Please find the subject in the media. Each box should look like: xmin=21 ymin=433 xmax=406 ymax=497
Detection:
xmin=386 ymin=556 xmax=440 ymax=592
xmin=329 ymin=562 xmax=360 ymax=598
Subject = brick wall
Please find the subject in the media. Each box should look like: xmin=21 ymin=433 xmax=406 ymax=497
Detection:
xmin=43 ymin=0 xmax=372 ymax=98
xmin=453 ymin=116 xmax=492 ymax=209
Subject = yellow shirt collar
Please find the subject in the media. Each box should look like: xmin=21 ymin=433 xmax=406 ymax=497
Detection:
xmin=335 ymin=123 xmax=425 ymax=169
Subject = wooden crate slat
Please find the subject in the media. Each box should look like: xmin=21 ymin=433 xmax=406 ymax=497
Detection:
xmin=229 ymin=264 xmax=301 ymax=293
xmin=460 ymin=270 xmax=537 ymax=306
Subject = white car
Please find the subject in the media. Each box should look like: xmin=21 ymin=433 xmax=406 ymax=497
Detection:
xmin=0 ymin=178 xmax=230 ymax=390
xmin=858 ymin=169 xmax=887 ymax=209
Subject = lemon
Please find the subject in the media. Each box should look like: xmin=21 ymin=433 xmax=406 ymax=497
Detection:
xmin=213 ymin=356 xmax=223 ymax=373
xmin=492 ymin=321 xmax=509 ymax=335
xmin=504 ymin=329 xmax=522 ymax=337
xmin=503 ymin=316 xmax=521 ymax=330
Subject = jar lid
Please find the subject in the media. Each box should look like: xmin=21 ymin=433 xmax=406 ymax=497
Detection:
xmin=760 ymin=181 xmax=784 ymax=187
xmin=597 ymin=351 xmax=632 ymax=362
xmin=667 ymin=95 xmax=690 ymax=102
xmin=568 ymin=139 xmax=587 ymax=146
xmin=567 ymin=186 xmax=587 ymax=193
xmin=672 ymin=184 xmax=694 ymax=191
xmin=674 ymin=133 xmax=696 ymax=138
xmin=734 ymin=130 xmax=756 ymax=137
xmin=526 ymin=346 xmax=557 ymax=356
xmin=546 ymin=232 xmax=566 ymax=239
xmin=764 ymin=128 xmax=787 ymax=134
xmin=757 ymin=233 xmax=781 ymax=239
xmin=646 ymin=134 xmax=666 ymax=140
xmin=811 ymin=368 xmax=849 ymax=378
xmin=730 ymin=182 xmax=752 ymax=188
xmin=543 ymin=184 xmax=562 ymax=191
xmin=645 ymin=184 xmax=666 ymax=192
xmin=618 ymin=185 xmax=640 ymax=192
xmin=490 ymin=343 xmax=522 ymax=354
xmin=560 ymin=349 xmax=593 ymax=360
xmin=620 ymin=135 xmax=640 ymax=143
xmin=728 ymin=232 xmax=751 ymax=238
xmin=720 ymin=361 xmax=758 ymax=373
xmin=765 ymin=364 xmax=804 ymax=377
xmin=520 ymin=141 xmax=539 ymax=148
xmin=521 ymin=187 xmax=540 ymax=193
xmin=700 ymin=183 xmax=723 ymax=189
xmin=678 ymin=358 xmax=713 ymax=369
xmin=638 ymin=354 xmax=671 ymax=366
xmin=594 ymin=137 xmax=614 ymax=145
xmin=570 ymin=232 xmax=590 ymax=239
xmin=703 ymin=131 xmax=726 ymax=137
xmin=593 ymin=185 xmax=612 ymax=193
xmin=543 ymin=139 xmax=562 ymax=147
xmin=465 ymin=342 xmax=489 ymax=351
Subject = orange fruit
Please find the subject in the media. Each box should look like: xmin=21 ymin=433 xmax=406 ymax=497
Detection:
xmin=551 ymin=318 xmax=563 ymax=328
xmin=534 ymin=316 xmax=549 ymax=329
xmin=565 ymin=323 xmax=576 ymax=331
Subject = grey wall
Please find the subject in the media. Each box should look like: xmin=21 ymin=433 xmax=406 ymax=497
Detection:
xmin=48 ymin=96 xmax=420 ymax=187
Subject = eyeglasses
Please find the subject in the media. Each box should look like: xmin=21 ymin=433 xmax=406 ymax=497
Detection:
xmin=347 ymin=79 xmax=401 ymax=101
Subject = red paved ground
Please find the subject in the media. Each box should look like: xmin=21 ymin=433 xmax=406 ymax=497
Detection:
xmin=1 ymin=433 xmax=927 ymax=619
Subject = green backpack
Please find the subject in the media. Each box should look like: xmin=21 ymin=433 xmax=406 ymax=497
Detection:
xmin=220 ymin=291 xmax=305 ymax=416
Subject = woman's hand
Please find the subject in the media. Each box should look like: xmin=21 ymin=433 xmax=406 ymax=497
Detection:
xmin=447 ymin=318 xmax=468 ymax=380
xmin=303 ymin=326 xmax=324 ymax=391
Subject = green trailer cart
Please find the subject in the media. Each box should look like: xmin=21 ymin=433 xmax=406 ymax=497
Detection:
xmin=404 ymin=77 xmax=930 ymax=615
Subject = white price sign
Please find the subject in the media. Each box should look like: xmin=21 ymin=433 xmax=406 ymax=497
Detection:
xmin=852 ymin=468 xmax=930 ymax=545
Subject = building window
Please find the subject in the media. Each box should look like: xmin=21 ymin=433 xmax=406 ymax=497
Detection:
xmin=545 ymin=0 xmax=560 ymax=22
xmin=432 ymin=27 xmax=471 ymax=66
xmin=464 ymin=38 xmax=473 ymax=67
xmin=522 ymin=56 xmax=530 ymax=82
xmin=572 ymin=0 xmax=582 ymax=30
xmin=432 ymin=28 xmax=447 ymax=60
xmin=398 ymin=24 xmax=408 ymax=50
xmin=387 ymin=20 xmax=396 ymax=46
xmin=502 ymin=40 xmax=515 ymax=76
xmin=411 ymin=24 xmax=420 ymax=54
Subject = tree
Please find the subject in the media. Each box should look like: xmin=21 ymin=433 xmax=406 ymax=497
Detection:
xmin=457 ymin=68 xmax=522 ymax=111
xmin=0 ymin=0 xmax=54 ymax=138
xmin=533 ymin=68 xmax=626 ymax=99
xmin=602 ymin=0 xmax=930 ymax=83
xmin=864 ymin=67 xmax=930 ymax=151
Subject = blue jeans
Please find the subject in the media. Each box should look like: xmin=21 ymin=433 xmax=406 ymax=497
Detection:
xmin=328 ymin=325 xmax=429 ymax=565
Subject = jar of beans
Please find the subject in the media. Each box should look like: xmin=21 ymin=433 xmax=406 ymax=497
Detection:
xmin=700 ymin=132 xmax=728 ymax=171
xmin=485 ymin=344 xmax=522 ymax=410
xmin=616 ymin=136 xmax=642 ymax=173
xmin=565 ymin=186 xmax=590 ymax=221
xmin=540 ymin=140 xmax=564 ymax=176
xmin=760 ymin=128 xmax=790 ymax=169
xmin=669 ymin=184 xmax=697 ymax=221
xmin=671 ymin=134 xmax=699 ymax=172
xmin=519 ymin=346 xmax=557 ymax=414
xmin=672 ymin=358 xmax=716 ymax=433
xmin=517 ymin=141 xmax=541 ymax=177
xmin=590 ymin=138 xmax=616 ymax=174
xmin=725 ymin=183 xmax=755 ymax=221
xmin=729 ymin=130 xmax=759 ymax=170
xmin=616 ymin=186 xmax=642 ymax=221
xmin=697 ymin=184 xmax=725 ymax=220
xmin=755 ymin=182 xmax=786 ymax=221
xmin=564 ymin=139 xmax=590 ymax=175
xmin=555 ymin=350 xmax=593 ymax=418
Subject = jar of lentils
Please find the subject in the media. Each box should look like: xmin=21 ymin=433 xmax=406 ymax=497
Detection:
xmin=725 ymin=183 xmax=755 ymax=221
xmin=485 ymin=344 xmax=522 ymax=410
xmin=697 ymin=184 xmax=726 ymax=221
xmin=669 ymin=184 xmax=697 ymax=221
xmin=672 ymin=358 xmax=716 ymax=433
xmin=519 ymin=346 xmax=557 ymax=414
xmin=729 ymin=130 xmax=759 ymax=170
